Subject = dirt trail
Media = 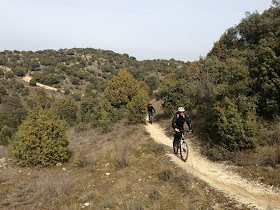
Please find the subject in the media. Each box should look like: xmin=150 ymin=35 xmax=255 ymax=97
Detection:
xmin=145 ymin=122 xmax=280 ymax=210
xmin=22 ymin=75 xmax=61 ymax=92
xmin=0 ymin=65 xmax=60 ymax=92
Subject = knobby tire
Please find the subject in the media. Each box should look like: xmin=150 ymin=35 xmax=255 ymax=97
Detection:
xmin=180 ymin=141 xmax=189 ymax=162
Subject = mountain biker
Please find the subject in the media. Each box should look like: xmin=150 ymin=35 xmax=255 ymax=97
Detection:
xmin=172 ymin=107 xmax=192 ymax=146
xmin=147 ymin=103 xmax=156 ymax=124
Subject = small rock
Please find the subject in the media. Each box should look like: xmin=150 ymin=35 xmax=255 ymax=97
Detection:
xmin=106 ymin=173 xmax=110 ymax=175
xmin=0 ymin=157 xmax=8 ymax=168
xmin=62 ymin=168 xmax=66 ymax=171
xmin=265 ymin=166 xmax=274 ymax=173
xmin=56 ymin=163 xmax=62 ymax=166
xmin=258 ymin=177 xmax=265 ymax=182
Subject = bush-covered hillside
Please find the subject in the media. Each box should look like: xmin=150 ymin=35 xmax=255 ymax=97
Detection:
xmin=159 ymin=2 xmax=280 ymax=165
xmin=0 ymin=47 xmax=190 ymax=166
xmin=0 ymin=48 xmax=189 ymax=95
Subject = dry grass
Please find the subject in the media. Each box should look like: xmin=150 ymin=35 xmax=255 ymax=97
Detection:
xmin=228 ymin=122 xmax=280 ymax=188
xmin=0 ymin=174 xmax=4 ymax=183
xmin=0 ymin=120 xmax=252 ymax=209
xmin=158 ymin=169 xmax=173 ymax=181
xmin=188 ymin=184 xmax=211 ymax=210
xmin=114 ymin=151 xmax=130 ymax=169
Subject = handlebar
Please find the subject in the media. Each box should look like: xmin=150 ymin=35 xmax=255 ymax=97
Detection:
xmin=176 ymin=129 xmax=193 ymax=133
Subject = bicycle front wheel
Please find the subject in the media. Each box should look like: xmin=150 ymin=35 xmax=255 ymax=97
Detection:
xmin=180 ymin=141 xmax=189 ymax=161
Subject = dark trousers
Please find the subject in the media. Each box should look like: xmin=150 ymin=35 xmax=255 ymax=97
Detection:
xmin=173 ymin=132 xmax=181 ymax=144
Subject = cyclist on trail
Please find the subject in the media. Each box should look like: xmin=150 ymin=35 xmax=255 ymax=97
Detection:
xmin=147 ymin=103 xmax=156 ymax=124
xmin=172 ymin=107 xmax=192 ymax=146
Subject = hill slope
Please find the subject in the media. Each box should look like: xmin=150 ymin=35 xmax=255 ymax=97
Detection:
xmin=146 ymin=121 xmax=280 ymax=210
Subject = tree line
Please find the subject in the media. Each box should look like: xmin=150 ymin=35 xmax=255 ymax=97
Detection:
xmin=159 ymin=1 xmax=280 ymax=157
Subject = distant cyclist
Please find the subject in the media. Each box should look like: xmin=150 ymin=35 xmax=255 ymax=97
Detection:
xmin=172 ymin=107 xmax=192 ymax=146
xmin=147 ymin=103 xmax=156 ymax=124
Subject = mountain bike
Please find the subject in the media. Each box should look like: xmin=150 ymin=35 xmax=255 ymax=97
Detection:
xmin=173 ymin=130 xmax=191 ymax=162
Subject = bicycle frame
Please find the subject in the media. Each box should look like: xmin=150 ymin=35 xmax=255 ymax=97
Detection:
xmin=148 ymin=112 xmax=153 ymax=124
xmin=179 ymin=130 xmax=185 ymax=140
xmin=178 ymin=130 xmax=186 ymax=148
xmin=175 ymin=129 xmax=189 ymax=161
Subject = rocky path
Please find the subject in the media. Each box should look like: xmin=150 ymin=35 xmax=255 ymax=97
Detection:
xmin=145 ymin=122 xmax=280 ymax=210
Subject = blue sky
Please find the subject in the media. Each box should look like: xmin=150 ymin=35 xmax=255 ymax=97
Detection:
xmin=0 ymin=0 xmax=272 ymax=61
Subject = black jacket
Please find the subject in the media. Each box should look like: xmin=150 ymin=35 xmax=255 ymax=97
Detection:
xmin=172 ymin=112 xmax=191 ymax=130
xmin=147 ymin=105 xmax=155 ymax=113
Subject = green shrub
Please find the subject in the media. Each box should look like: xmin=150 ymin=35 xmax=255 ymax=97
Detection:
xmin=1 ymin=95 xmax=23 ymax=109
xmin=29 ymin=78 xmax=37 ymax=86
xmin=34 ymin=72 xmax=61 ymax=85
xmin=48 ymin=96 xmax=78 ymax=126
xmin=0 ymin=108 xmax=28 ymax=135
xmin=145 ymin=76 xmax=159 ymax=94
xmin=80 ymin=97 xmax=99 ymax=122
xmin=72 ymin=93 xmax=82 ymax=101
xmin=92 ymin=109 xmax=112 ymax=131
xmin=209 ymin=97 xmax=260 ymax=151
xmin=32 ymin=89 xmax=52 ymax=109
xmin=91 ymin=99 xmax=123 ymax=130
xmin=11 ymin=111 xmax=71 ymax=167
xmin=0 ymin=135 xmax=9 ymax=145
xmin=126 ymin=90 xmax=149 ymax=124
xmin=1 ymin=125 xmax=12 ymax=137
xmin=12 ymin=66 xmax=27 ymax=77
xmin=0 ymin=125 xmax=12 ymax=145
xmin=208 ymin=144 xmax=232 ymax=161
xmin=5 ymin=71 xmax=14 ymax=79
xmin=159 ymin=77 xmax=197 ymax=116
xmin=63 ymin=88 xmax=70 ymax=95
xmin=104 ymin=69 xmax=139 ymax=107
xmin=70 ymin=76 xmax=80 ymax=85
xmin=0 ymin=68 xmax=4 ymax=77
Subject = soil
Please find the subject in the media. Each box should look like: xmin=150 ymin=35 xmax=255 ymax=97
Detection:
xmin=22 ymin=75 xmax=61 ymax=92
xmin=145 ymin=121 xmax=280 ymax=210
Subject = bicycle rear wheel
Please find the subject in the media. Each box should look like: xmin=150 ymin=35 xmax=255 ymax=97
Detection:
xmin=180 ymin=141 xmax=189 ymax=161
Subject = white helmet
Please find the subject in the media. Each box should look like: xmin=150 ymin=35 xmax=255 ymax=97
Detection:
xmin=178 ymin=107 xmax=185 ymax=112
